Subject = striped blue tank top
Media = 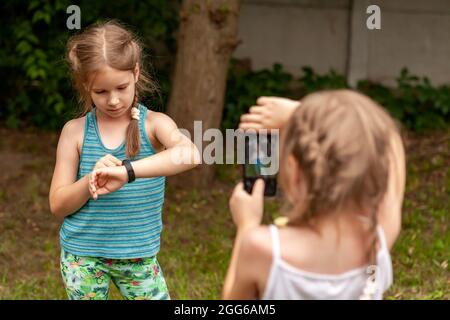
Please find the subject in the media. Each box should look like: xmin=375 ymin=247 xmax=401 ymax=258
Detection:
xmin=60 ymin=104 xmax=166 ymax=259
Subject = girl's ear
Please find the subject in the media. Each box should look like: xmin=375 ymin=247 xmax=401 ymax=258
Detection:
xmin=285 ymin=154 xmax=304 ymax=203
xmin=133 ymin=63 xmax=140 ymax=83
xmin=288 ymin=154 xmax=302 ymax=185
xmin=288 ymin=154 xmax=306 ymax=202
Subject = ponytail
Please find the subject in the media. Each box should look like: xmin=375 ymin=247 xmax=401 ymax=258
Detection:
xmin=125 ymin=91 xmax=141 ymax=158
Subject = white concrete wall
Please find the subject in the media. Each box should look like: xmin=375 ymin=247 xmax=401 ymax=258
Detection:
xmin=367 ymin=0 xmax=450 ymax=85
xmin=233 ymin=0 xmax=450 ymax=86
xmin=234 ymin=0 xmax=351 ymax=75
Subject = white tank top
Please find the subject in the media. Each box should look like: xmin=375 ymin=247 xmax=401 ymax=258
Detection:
xmin=262 ymin=225 xmax=393 ymax=300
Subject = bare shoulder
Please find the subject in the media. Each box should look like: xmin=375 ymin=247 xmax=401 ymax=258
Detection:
xmin=62 ymin=117 xmax=85 ymax=133
xmin=242 ymin=225 xmax=315 ymax=265
xmin=145 ymin=111 xmax=174 ymax=151
xmin=59 ymin=117 xmax=86 ymax=154
xmin=145 ymin=110 xmax=176 ymax=128
xmin=241 ymin=226 xmax=273 ymax=259
xmin=239 ymin=226 xmax=275 ymax=294
xmin=242 ymin=225 xmax=315 ymax=258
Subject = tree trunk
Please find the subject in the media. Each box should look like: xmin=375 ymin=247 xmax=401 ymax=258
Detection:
xmin=167 ymin=0 xmax=241 ymax=189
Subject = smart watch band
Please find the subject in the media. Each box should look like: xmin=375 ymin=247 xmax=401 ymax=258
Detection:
xmin=122 ymin=159 xmax=136 ymax=183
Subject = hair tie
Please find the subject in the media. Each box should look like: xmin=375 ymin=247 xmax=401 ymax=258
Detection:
xmin=131 ymin=107 xmax=140 ymax=120
xmin=274 ymin=216 xmax=289 ymax=227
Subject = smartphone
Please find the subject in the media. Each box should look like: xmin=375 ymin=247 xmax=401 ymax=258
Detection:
xmin=243 ymin=133 xmax=277 ymax=196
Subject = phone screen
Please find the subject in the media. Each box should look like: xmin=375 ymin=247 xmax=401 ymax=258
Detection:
xmin=243 ymin=134 xmax=277 ymax=196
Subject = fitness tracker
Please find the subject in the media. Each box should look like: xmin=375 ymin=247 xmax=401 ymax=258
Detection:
xmin=122 ymin=159 xmax=136 ymax=183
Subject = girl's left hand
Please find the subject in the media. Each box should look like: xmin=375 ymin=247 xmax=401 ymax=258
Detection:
xmin=89 ymin=166 xmax=128 ymax=200
xmin=239 ymin=97 xmax=300 ymax=131
xmin=229 ymin=179 xmax=265 ymax=231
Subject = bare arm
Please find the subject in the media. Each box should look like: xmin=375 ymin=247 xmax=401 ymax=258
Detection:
xmin=223 ymin=180 xmax=265 ymax=299
xmin=378 ymin=129 xmax=406 ymax=249
xmin=131 ymin=112 xmax=200 ymax=178
xmin=49 ymin=119 xmax=91 ymax=219
xmin=89 ymin=112 xmax=200 ymax=198
xmin=239 ymin=96 xmax=300 ymax=131
xmin=223 ymin=229 xmax=260 ymax=299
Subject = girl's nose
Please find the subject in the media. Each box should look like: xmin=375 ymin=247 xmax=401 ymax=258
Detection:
xmin=108 ymin=96 xmax=120 ymax=106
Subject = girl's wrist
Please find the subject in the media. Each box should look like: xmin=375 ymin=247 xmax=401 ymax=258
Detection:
xmin=237 ymin=221 xmax=260 ymax=233
xmin=83 ymin=173 xmax=94 ymax=200
xmin=121 ymin=159 xmax=135 ymax=182
xmin=118 ymin=165 xmax=129 ymax=183
xmin=288 ymin=99 xmax=301 ymax=115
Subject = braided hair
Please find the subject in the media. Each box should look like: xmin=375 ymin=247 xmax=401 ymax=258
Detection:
xmin=278 ymin=89 xmax=398 ymax=299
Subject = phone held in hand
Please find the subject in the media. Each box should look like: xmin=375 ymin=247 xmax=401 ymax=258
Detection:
xmin=243 ymin=133 xmax=278 ymax=197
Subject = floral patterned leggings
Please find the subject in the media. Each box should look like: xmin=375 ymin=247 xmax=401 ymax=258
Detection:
xmin=60 ymin=249 xmax=170 ymax=300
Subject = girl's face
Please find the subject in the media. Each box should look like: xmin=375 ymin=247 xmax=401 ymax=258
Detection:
xmin=89 ymin=65 xmax=139 ymax=119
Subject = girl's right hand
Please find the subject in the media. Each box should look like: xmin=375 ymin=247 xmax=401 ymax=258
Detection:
xmin=229 ymin=179 xmax=265 ymax=232
xmin=89 ymin=166 xmax=128 ymax=200
xmin=239 ymin=96 xmax=301 ymax=131
xmin=88 ymin=154 xmax=122 ymax=199
xmin=93 ymin=154 xmax=122 ymax=170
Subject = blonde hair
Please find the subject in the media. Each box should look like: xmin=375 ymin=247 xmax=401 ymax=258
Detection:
xmin=66 ymin=20 xmax=157 ymax=158
xmin=279 ymin=89 xmax=400 ymax=264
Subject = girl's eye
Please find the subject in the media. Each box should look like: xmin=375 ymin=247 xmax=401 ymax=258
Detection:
xmin=118 ymin=86 xmax=128 ymax=90
xmin=94 ymin=91 xmax=105 ymax=94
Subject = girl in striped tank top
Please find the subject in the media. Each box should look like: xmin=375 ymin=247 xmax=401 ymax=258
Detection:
xmin=49 ymin=21 xmax=199 ymax=300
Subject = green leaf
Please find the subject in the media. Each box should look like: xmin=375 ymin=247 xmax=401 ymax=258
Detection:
xmin=28 ymin=0 xmax=41 ymax=11
xmin=32 ymin=11 xmax=51 ymax=24
xmin=54 ymin=101 xmax=65 ymax=114
xmin=16 ymin=41 xmax=32 ymax=55
xmin=26 ymin=34 xmax=40 ymax=45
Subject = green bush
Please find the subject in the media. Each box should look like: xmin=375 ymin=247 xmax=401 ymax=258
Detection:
xmin=1 ymin=0 xmax=448 ymax=134
xmin=299 ymin=66 xmax=348 ymax=93
xmin=222 ymin=63 xmax=450 ymax=132
xmin=0 ymin=0 xmax=179 ymax=130
xmin=223 ymin=59 xmax=293 ymax=129
xmin=358 ymin=68 xmax=450 ymax=132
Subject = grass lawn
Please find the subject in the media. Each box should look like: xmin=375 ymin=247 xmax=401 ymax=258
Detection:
xmin=0 ymin=126 xmax=448 ymax=299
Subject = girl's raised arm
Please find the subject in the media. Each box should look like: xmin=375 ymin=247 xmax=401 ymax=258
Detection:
xmin=239 ymin=96 xmax=301 ymax=131
xmin=132 ymin=111 xmax=200 ymax=178
xmin=89 ymin=112 xmax=200 ymax=198
xmin=378 ymin=129 xmax=406 ymax=249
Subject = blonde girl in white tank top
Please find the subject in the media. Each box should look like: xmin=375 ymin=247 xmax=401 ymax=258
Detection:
xmin=223 ymin=90 xmax=406 ymax=300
